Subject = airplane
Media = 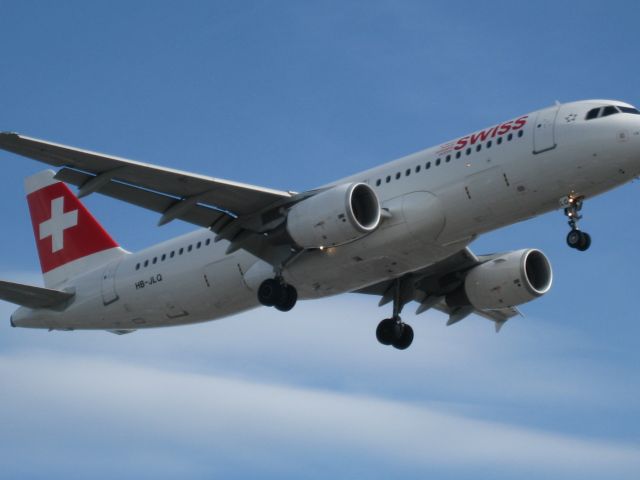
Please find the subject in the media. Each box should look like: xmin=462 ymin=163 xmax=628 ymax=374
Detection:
xmin=1 ymin=99 xmax=638 ymax=350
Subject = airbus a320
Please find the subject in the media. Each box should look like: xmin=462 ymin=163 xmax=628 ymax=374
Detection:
xmin=1 ymin=99 xmax=638 ymax=349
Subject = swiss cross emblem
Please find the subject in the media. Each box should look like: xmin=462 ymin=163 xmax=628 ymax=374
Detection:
xmin=39 ymin=197 xmax=78 ymax=252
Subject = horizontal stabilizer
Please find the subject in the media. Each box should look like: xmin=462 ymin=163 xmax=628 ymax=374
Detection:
xmin=0 ymin=280 xmax=74 ymax=309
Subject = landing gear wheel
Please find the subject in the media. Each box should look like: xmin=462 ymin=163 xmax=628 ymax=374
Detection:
xmin=392 ymin=324 xmax=414 ymax=350
xmin=566 ymin=230 xmax=591 ymax=251
xmin=376 ymin=318 xmax=401 ymax=345
xmin=577 ymin=232 xmax=591 ymax=251
xmin=258 ymin=279 xmax=298 ymax=311
xmin=275 ymin=285 xmax=298 ymax=312
xmin=375 ymin=280 xmax=415 ymax=350
xmin=562 ymin=195 xmax=591 ymax=251
xmin=566 ymin=229 xmax=582 ymax=249
xmin=258 ymin=278 xmax=281 ymax=307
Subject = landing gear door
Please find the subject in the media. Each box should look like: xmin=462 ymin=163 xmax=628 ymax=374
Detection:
xmin=533 ymin=106 xmax=559 ymax=154
xmin=101 ymin=260 xmax=120 ymax=305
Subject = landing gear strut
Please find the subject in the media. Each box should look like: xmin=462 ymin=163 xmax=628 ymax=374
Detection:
xmin=375 ymin=280 xmax=414 ymax=350
xmin=561 ymin=195 xmax=591 ymax=251
xmin=258 ymin=278 xmax=298 ymax=312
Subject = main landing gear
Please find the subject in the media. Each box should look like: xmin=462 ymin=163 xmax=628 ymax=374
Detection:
xmin=258 ymin=278 xmax=298 ymax=312
xmin=562 ymin=194 xmax=591 ymax=251
xmin=375 ymin=280 xmax=414 ymax=350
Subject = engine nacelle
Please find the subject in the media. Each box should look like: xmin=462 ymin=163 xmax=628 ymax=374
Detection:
xmin=448 ymin=249 xmax=552 ymax=310
xmin=286 ymin=182 xmax=381 ymax=249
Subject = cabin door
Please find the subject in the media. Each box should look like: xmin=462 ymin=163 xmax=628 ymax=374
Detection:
xmin=533 ymin=106 xmax=559 ymax=154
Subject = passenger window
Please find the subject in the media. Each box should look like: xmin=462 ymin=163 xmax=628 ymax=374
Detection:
xmin=170 ymin=251 xmax=175 ymax=258
xmin=205 ymin=239 xmax=211 ymax=246
xmin=197 ymin=241 xmax=202 ymax=249
xmin=152 ymin=257 xmax=157 ymax=264
xmin=161 ymin=254 xmax=166 ymax=261
xmin=476 ymin=144 xmax=481 ymax=152
xmin=435 ymin=158 xmax=441 ymax=166
xmin=144 ymin=260 xmax=149 ymax=267
xmin=135 ymin=263 xmax=140 ymax=270
xmin=415 ymin=165 xmax=421 ymax=173
xmin=465 ymin=148 xmax=471 ymax=156
xmin=188 ymin=245 xmax=193 ymax=252
xmin=405 ymin=168 xmax=411 ymax=176
xmin=386 ymin=175 xmax=391 ymax=183
xmin=507 ymin=133 xmax=513 ymax=141
xmin=456 ymin=151 xmax=461 ymax=159
xmin=601 ymin=105 xmax=619 ymax=117
xmin=179 ymin=248 xmax=184 ymax=255
xmin=497 ymin=137 xmax=503 ymax=145
xmin=376 ymin=179 xmax=381 ymax=186
xmin=518 ymin=130 xmax=524 ymax=137
xmin=395 ymin=172 xmax=401 ymax=180
xmin=426 ymin=161 xmax=431 ymax=169
xmin=446 ymin=154 xmax=451 ymax=162
xmin=487 ymin=140 xmax=492 ymax=148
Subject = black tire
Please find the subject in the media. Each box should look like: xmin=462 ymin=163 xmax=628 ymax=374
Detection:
xmin=275 ymin=285 xmax=298 ymax=312
xmin=566 ymin=229 xmax=582 ymax=249
xmin=258 ymin=278 xmax=281 ymax=307
xmin=576 ymin=232 xmax=591 ymax=251
xmin=392 ymin=324 xmax=414 ymax=350
xmin=376 ymin=318 xmax=401 ymax=345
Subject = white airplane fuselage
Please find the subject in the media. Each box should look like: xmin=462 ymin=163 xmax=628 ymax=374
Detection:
xmin=12 ymin=99 xmax=640 ymax=330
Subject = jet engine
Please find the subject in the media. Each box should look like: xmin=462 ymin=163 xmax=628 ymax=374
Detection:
xmin=447 ymin=249 xmax=552 ymax=310
xmin=286 ymin=182 xmax=381 ymax=249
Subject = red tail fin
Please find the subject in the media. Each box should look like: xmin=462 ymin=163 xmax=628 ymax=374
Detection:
xmin=25 ymin=170 xmax=126 ymax=287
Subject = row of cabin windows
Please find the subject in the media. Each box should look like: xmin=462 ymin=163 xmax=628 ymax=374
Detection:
xmin=374 ymin=129 xmax=524 ymax=187
xmin=585 ymin=104 xmax=640 ymax=120
xmin=135 ymin=237 xmax=212 ymax=270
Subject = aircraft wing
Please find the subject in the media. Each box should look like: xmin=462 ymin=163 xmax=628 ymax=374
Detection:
xmin=0 ymin=280 xmax=74 ymax=309
xmin=354 ymin=248 xmax=521 ymax=332
xmin=0 ymin=132 xmax=299 ymax=263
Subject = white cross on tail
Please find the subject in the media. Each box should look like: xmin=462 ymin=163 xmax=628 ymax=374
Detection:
xmin=39 ymin=197 xmax=78 ymax=252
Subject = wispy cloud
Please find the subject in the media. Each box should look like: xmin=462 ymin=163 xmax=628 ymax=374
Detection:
xmin=0 ymin=351 xmax=638 ymax=480
xmin=1 ymin=274 xmax=638 ymax=479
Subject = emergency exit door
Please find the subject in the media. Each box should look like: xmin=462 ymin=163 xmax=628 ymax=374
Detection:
xmin=101 ymin=260 xmax=120 ymax=305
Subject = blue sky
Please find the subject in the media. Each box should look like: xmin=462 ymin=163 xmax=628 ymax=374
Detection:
xmin=1 ymin=1 xmax=640 ymax=479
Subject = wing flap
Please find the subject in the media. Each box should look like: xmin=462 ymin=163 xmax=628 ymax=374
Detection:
xmin=0 ymin=132 xmax=292 ymax=216
xmin=0 ymin=280 xmax=74 ymax=309
xmin=55 ymin=168 xmax=230 ymax=229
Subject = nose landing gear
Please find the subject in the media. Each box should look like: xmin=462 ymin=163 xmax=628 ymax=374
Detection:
xmin=375 ymin=279 xmax=414 ymax=350
xmin=561 ymin=194 xmax=591 ymax=251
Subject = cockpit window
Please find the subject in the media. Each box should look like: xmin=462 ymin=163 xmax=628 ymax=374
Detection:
xmin=585 ymin=104 xmax=639 ymax=120
xmin=619 ymin=106 xmax=640 ymax=115
xmin=601 ymin=105 xmax=620 ymax=117
xmin=585 ymin=108 xmax=600 ymax=120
